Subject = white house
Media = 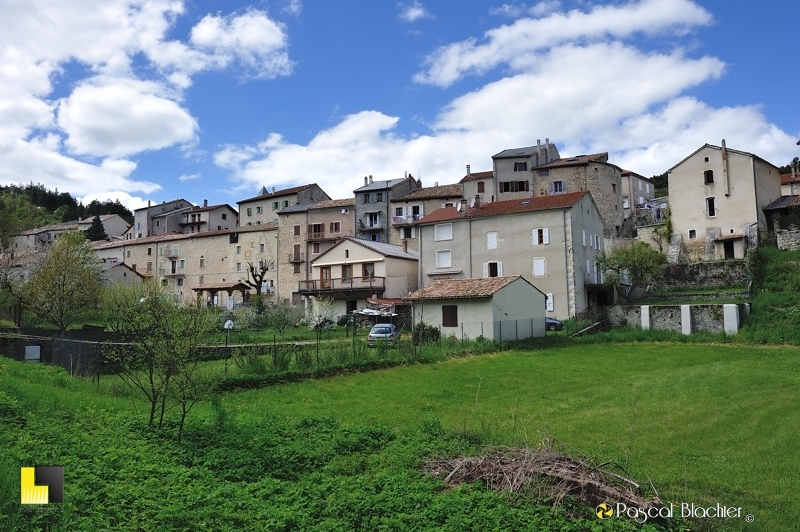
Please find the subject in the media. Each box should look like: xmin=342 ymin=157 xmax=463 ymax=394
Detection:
xmin=404 ymin=276 xmax=545 ymax=341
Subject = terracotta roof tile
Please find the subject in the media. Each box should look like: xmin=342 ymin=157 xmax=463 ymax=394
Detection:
xmin=781 ymin=173 xmax=800 ymax=185
xmin=416 ymin=191 xmax=589 ymax=225
xmin=404 ymin=276 xmax=522 ymax=300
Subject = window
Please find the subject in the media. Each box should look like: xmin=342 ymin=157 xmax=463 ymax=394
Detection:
xmin=293 ymin=263 xmax=301 ymax=273
xmin=638 ymin=181 xmax=642 ymax=191
xmin=376 ymin=192 xmax=383 ymax=202
xmin=367 ymin=212 xmax=379 ymax=227
xmin=545 ymin=293 xmax=554 ymax=312
xmin=127 ymin=250 xmax=131 ymax=258
xmin=236 ymin=262 xmax=241 ymax=272
xmin=483 ymin=261 xmax=502 ymax=277
xmin=436 ymin=250 xmax=451 ymax=268
xmin=646 ymin=183 xmax=650 ymax=193
xmin=623 ymin=197 xmax=629 ymax=208
xmin=256 ymin=206 xmax=262 ymax=214
xmin=199 ymin=275 xmax=204 ymax=285
xmin=514 ymin=162 xmax=528 ymax=171
xmin=272 ymin=201 xmax=279 ymax=210
xmin=236 ymin=245 xmax=241 ymax=255
xmin=363 ymin=193 xmax=370 ymax=204
xmin=247 ymin=207 xmax=252 ymax=216
xmin=704 ymin=170 xmax=714 ymax=184
xmin=229 ymin=233 xmax=238 ymax=244
xmin=402 ymin=227 xmax=414 ymax=239
xmin=294 ymin=225 xmax=300 ymax=236
xmin=155 ymin=220 xmax=160 ymax=227
xmin=395 ymin=207 xmax=404 ymax=216
xmin=689 ymin=229 xmax=697 ymax=239
xmin=487 ymin=232 xmax=498 ymax=249
xmin=612 ymin=183 xmax=617 ymax=193
xmin=330 ymin=221 xmax=340 ymax=233
xmin=533 ymin=258 xmax=546 ymax=276
xmin=282 ymin=200 xmax=289 ymax=208
xmin=179 ymin=259 xmax=185 ymax=269
xmin=412 ymin=205 xmax=421 ymax=216
xmin=260 ymin=243 xmax=265 ymax=253
xmin=200 ymin=257 xmax=205 ymax=268
xmin=362 ymin=262 xmax=375 ymax=279
xmin=551 ymin=181 xmax=565 ymax=193
xmin=532 ymin=228 xmax=549 ymax=246
xmin=538 ymin=170 xmax=549 ymax=177
xmin=499 ymin=180 xmax=529 ymax=193
xmin=434 ymin=223 xmax=453 ymax=241
xmin=222 ymin=213 xmax=227 ymax=220
xmin=704 ymin=156 xmax=709 ymax=162
xmin=442 ymin=305 xmax=458 ymax=327
xmin=177 ymin=278 xmax=184 ymax=287
xmin=370 ymin=234 xmax=380 ymax=242
xmin=147 ymin=247 xmax=152 ymax=255
xmin=146 ymin=261 xmax=152 ymax=272
xmin=706 ymin=197 xmax=716 ymax=217
xmin=312 ymin=243 xmax=320 ymax=254
xmin=342 ymin=264 xmax=352 ymax=280
xmin=477 ymin=182 xmax=485 ymax=193
xmin=345 ymin=250 xmax=349 ymax=258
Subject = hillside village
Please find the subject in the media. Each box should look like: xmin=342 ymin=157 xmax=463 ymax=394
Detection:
xmin=5 ymin=138 xmax=798 ymax=329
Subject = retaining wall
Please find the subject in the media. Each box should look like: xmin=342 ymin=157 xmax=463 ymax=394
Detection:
xmin=608 ymin=303 xmax=749 ymax=335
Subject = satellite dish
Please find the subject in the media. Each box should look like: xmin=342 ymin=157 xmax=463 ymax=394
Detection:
xmin=469 ymin=198 xmax=475 ymax=208
xmin=341 ymin=208 xmax=347 ymax=214
xmin=224 ymin=320 xmax=234 ymax=330
xmin=456 ymin=202 xmax=462 ymax=212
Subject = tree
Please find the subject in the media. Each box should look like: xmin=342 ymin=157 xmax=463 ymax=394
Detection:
xmin=103 ymin=282 xmax=217 ymax=438
xmin=596 ymin=242 xmax=667 ymax=302
xmin=23 ymin=231 xmax=103 ymax=333
xmin=243 ymin=260 xmax=272 ymax=311
xmin=84 ymin=215 xmax=108 ymax=241
xmin=264 ymin=300 xmax=304 ymax=335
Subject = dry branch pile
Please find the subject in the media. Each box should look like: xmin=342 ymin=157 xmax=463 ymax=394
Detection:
xmin=425 ymin=446 xmax=662 ymax=513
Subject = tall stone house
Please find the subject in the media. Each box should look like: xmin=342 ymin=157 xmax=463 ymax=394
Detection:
xmin=388 ymin=183 xmax=463 ymax=252
xmin=238 ymin=184 xmax=330 ymax=227
xmin=666 ymin=140 xmax=782 ymax=261
xmin=129 ymin=199 xmax=192 ymax=239
xmin=416 ymin=191 xmax=608 ymax=319
xmin=353 ymin=174 xmax=420 ymax=243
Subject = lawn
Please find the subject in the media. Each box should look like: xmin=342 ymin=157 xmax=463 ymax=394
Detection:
xmin=218 ymin=342 xmax=799 ymax=529
xmin=2 ymin=341 xmax=797 ymax=530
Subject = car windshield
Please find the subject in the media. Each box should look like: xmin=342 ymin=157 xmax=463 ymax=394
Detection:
xmin=372 ymin=326 xmax=392 ymax=334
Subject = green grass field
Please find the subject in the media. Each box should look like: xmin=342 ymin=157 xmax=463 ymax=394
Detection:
xmin=3 ymin=339 xmax=796 ymax=530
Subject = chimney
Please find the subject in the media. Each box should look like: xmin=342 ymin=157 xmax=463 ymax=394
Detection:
xmin=545 ymin=138 xmax=550 ymax=164
xmin=721 ymin=138 xmax=730 ymax=196
xmin=203 ymin=199 xmax=208 ymax=208
xmin=402 ymin=239 xmax=408 ymax=253
xmin=793 ymin=161 xmax=797 ymax=179
xmin=474 ymin=195 xmax=481 ymax=209
xmin=369 ymin=175 xmax=373 ymax=184
xmin=364 ymin=176 xmax=368 ymax=186
xmin=466 ymin=164 xmax=471 ymax=176
xmin=536 ymin=139 xmax=542 ymax=166
xmin=272 ymin=187 xmax=276 ymax=194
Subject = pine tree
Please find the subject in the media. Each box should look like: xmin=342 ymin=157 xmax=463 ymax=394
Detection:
xmin=85 ymin=215 xmax=108 ymax=241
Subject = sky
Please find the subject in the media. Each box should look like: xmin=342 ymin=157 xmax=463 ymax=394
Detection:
xmin=1 ymin=0 xmax=798 ymax=212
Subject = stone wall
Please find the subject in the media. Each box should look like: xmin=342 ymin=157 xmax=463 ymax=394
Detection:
xmin=607 ymin=303 xmax=747 ymax=334
xmin=776 ymin=229 xmax=800 ymax=251
xmin=658 ymin=260 xmax=748 ymax=290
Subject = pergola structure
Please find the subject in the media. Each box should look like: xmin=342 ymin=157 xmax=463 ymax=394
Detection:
xmin=192 ymin=281 xmax=252 ymax=308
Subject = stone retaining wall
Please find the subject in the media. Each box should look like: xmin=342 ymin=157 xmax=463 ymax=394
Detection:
xmin=608 ymin=303 xmax=748 ymax=335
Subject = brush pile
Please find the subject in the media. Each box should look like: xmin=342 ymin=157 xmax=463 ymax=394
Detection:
xmin=425 ymin=446 xmax=662 ymax=513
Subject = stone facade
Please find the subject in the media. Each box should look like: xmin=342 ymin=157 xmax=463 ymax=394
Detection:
xmin=776 ymin=229 xmax=800 ymax=250
xmin=607 ymin=303 xmax=747 ymax=335
xmin=659 ymin=260 xmax=748 ymax=291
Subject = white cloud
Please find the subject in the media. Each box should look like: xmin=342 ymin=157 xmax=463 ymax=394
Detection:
xmin=0 ymin=0 xmax=293 ymax=202
xmin=528 ymin=1 xmax=561 ymax=17
xmin=178 ymin=173 xmax=201 ymax=182
xmin=490 ymin=2 xmax=561 ymax=18
xmin=398 ymin=1 xmax=434 ymax=23
xmin=282 ymin=0 xmax=303 ymax=17
xmin=216 ymin=0 xmax=796 ymax=200
xmin=57 ymin=78 xmax=198 ymax=157
xmin=415 ymin=0 xmax=712 ymax=87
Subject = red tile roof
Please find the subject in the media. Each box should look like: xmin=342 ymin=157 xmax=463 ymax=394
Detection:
xmin=781 ymin=173 xmax=800 ymax=185
xmin=404 ymin=276 xmax=523 ymax=300
xmin=417 ymin=191 xmax=589 ymax=225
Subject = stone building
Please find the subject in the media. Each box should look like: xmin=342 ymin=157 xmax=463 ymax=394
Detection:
xmin=388 ymin=183 xmax=463 ymax=251
xmin=353 ymin=174 xmax=420 ymax=243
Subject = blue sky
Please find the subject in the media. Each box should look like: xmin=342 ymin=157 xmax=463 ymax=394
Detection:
xmin=1 ymin=0 xmax=798 ymax=211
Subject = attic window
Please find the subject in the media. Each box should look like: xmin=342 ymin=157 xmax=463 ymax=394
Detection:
xmin=704 ymin=170 xmax=714 ymax=184
xmin=514 ymin=162 xmax=528 ymax=171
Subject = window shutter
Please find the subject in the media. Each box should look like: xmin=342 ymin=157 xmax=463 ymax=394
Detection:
xmin=410 ymin=227 xmax=415 ymax=238
xmin=587 ymin=259 xmax=591 ymax=273
xmin=562 ymin=182 xmax=567 ymax=193
xmin=483 ymin=263 xmax=489 ymax=278
xmin=531 ymin=230 xmax=539 ymax=246
xmin=543 ymin=228 xmax=549 ymax=245
xmin=546 ymin=293 xmax=554 ymax=311
xmin=549 ymin=181 xmax=554 ymax=194
xmin=497 ymin=262 xmax=503 ymax=276
xmin=582 ymin=230 xmax=586 ymax=247
xmin=307 ymin=225 xmax=312 ymax=235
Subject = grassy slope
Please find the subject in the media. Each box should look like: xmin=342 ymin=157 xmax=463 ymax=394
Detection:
xmin=221 ymin=343 xmax=799 ymax=529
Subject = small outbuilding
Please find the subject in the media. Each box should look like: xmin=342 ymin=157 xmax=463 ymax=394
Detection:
xmin=404 ymin=276 xmax=546 ymax=341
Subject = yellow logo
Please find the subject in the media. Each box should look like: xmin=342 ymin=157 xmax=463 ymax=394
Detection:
xmin=596 ymin=503 xmax=614 ymax=519
xmin=21 ymin=467 xmax=64 ymax=504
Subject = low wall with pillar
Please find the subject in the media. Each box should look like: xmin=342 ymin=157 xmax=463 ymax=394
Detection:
xmin=607 ymin=304 xmax=749 ymax=335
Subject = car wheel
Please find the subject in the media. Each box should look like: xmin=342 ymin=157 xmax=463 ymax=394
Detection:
xmin=547 ymin=324 xmax=556 ymax=331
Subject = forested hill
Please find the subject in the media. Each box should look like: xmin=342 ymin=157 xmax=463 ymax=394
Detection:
xmin=0 ymin=183 xmax=133 ymax=247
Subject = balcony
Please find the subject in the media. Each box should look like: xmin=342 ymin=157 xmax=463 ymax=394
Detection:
xmin=288 ymin=252 xmax=305 ymax=263
xmin=584 ymin=271 xmax=603 ymax=286
xmin=307 ymin=230 xmax=340 ymax=241
xmin=391 ymin=214 xmax=421 ymax=226
xmin=358 ymin=220 xmax=383 ymax=232
xmin=179 ymin=219 xmax=206 ymax=226
xmin=298 ymin=276 xmax=385 ymax=295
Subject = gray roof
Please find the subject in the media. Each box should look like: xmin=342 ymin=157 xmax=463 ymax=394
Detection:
xmin=312 ymin=236 xmax=418 ymax=263
xmin=492 ymin=146 xmax=542 ymax=159
xmin=277 ymin=202 xmax=316 ymax=214
xmin=764 ymin=195 xmax=800 ymax=211
xmin=353 ymin=177 xmax=408 ymax=193
xmin=392 ymin=183 xmax=463 ymax=201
